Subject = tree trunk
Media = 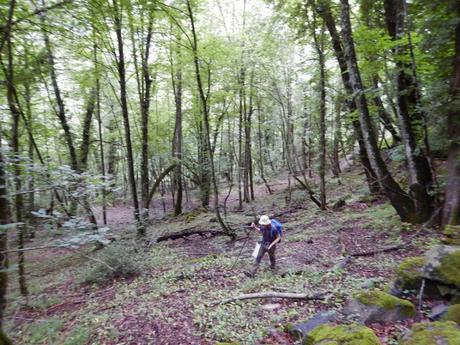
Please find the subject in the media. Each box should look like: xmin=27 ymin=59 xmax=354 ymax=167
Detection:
xmin=309 ymin=13 xmax=327 ymax=209
xmin=40 ymin=9 xmax=78 ymax=172
xmin=112 ymin=0 xmax=143 ymax=236
xmin=340 ymin=0 xmax=416 ymax=222
xmin=383 ymin=0 xmax=434 ymax=222
xmin=0 ymin=140 xmax=13 ymax=345
xmin=442 ymin=9 xmax=460 ymax=227
xmin=140 ymin=16 xmax=154 ymax=211
xmin=171 ymin=36 xmax=183 ymax=216
xmin=4 ymin=32 xmax=28 ymax=299
xmin=187 ymin=0 xmax=233 ymax=237
xmin=316 ymin=0 xmax=381 ymax=195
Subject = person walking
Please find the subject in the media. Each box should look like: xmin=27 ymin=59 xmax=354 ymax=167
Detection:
xmin=245 ymin=215 xmax=282 ymax=277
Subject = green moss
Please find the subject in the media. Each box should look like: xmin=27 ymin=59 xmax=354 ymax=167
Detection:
xmin=443 ymin=304 xmax=460 ymax=324
xmin=394 ymin=257 xmax=425 ymax=290
xmin=303 ymin=324 xmax=380 ymax=345
xmin=354 ymin=290 xmax=416 ymax=317
xmin=438 ymin=251 xmax=460 ymax=288
xmin=215 ymin=343 xmax=240 ymax=345
xmin=443 ymin=225 xmax=460 ymax=245
xmin=400 ymin=321 xmax=460 ymax=345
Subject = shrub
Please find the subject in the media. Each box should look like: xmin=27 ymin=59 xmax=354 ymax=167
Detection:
xmin=80 ymin=244 xmax=143 ymax=285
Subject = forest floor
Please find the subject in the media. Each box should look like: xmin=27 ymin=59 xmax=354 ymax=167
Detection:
xmin=5 ymin=163 xmax=445 ymax=345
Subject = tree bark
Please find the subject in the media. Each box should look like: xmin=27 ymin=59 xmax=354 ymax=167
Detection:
xmin=340 ymin=0 xmax=416 ymax=222
xmin=442 ymin=7 xmax=460 ymax=228
xmin=112 ymin=0 xmax=143 ymax=236
xmin=171 ymin=35 xmax=183 ymax=216
xmin=316 ymin=0 xmax=381 ymax=195
xmin=187 ymin=0 xmax=233 ymax=237
xmin=383 ymin=0 xmax=434 ymax=222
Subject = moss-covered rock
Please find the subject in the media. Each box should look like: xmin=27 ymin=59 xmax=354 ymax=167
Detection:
xmin=423 ymin=245 xmax=460 ymax=289
xmin=400 ymin=321 xmax=460 ymax=345
xmin=443 ymin=225 xmax=460 ymax=245
xmin=442 ymin=304 xmax=460 ymax=324
xmin=343 ymin=290 xmax=415 ymax=323
xmin=303 ymin=324 xmax=380 ymax=345
xmin=394 ymin=256 xmax=425 ymax=291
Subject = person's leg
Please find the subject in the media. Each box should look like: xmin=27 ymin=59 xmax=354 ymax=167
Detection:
xmin=268 ymin=245 xmax=276 ymax=270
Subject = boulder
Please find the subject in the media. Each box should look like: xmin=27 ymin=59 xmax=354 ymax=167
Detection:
xmin=422 ymin=245 xmax=460 ymax=290
xmin=303 ymin=323 xmax=381 ymax=345
xmin=400 ymin=321 xmax=460 ymax=345
xmin=343 ymin=290 xmax=415 ymax=323
xmin=288 ymin=311 xmax=341 ymax=340
xmin=442 ymin=304 xmax=460 ymax=324
xmin=393 ymin=256 xmax=425 ymax=291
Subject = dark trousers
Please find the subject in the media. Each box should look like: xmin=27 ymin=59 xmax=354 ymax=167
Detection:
xmin=251 ymin=242 xmax=276 ymax=274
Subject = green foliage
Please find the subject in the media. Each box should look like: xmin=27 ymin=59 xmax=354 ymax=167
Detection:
xmin=62 ymin=327 xmax=90 ymax=345
xmin=80 ymin=244 xmax=144 ymax=285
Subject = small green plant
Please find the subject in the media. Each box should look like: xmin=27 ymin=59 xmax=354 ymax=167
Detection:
xmin=63 ymin=326 xmax=90 ymax=345
xmin=25 ymin=318 xmax=65 ymax=344
xmin=80 ymin=244 xmax=143 ymax=285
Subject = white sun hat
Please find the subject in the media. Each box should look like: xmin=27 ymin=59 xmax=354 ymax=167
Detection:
xmin=258 ymin=215 xmax=271 ymax=225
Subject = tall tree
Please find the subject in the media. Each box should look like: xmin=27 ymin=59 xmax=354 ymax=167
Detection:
xmin=383 ymin=0 xmax=434 ymax=222
xmin=340 ymin=0 xmax=416 ymax=222
xmin=112 ymin=0 xmax=143 ymax=236
xmin=442 ymin=1 xmax=460 ymax=228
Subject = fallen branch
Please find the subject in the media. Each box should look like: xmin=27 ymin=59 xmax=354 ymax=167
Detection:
xmin=349 ymin=244 xmax=404 ymax=257
xmin=214 ymin=291 xmax=326 ymax=305
xmin=156 ymin=228 xmax=224 ymax=242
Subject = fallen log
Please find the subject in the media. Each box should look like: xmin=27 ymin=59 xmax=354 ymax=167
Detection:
xmin=156 ymin=228 xmax=224 ymax=242
xmin=349 ymin=244 xmax=404 ymax=257
xmin=214 ymin=291 xmax=326 ymax=305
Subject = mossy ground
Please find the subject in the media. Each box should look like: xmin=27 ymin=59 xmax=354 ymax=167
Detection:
xmin=304 ymin=324 xmax=381 ymax=345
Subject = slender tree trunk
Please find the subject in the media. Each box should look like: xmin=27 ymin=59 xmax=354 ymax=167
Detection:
xmin=140 ymin=16 xmax=154 ymax=212
xmin=332 ymin=99 xmax=342 ymax=178
xmin=4 ymin=32 xmax=28 ymax=299
xmin=93 ymin=39 xmax=107 ymax=225
xmin=383 ymin=0 xmax=434 ymax=222
xmin=112 ymin=0 xmax=143 ymax=235
xmin=311 ymin=20 xmax=327 ymax=210
xmin=187 ymin=0 xmax=233 ymax=236
xmin=340 ymin=0 xmax=416 ymax=222
xmin=442 ymin=8 xmax=460 ymax=228
xmin=0 ymin=139 xmax=13 ymax=345
xmin=40 ymin=9 xmax=78 ymax=172
xmin=171 ymin=36 xmax=183 ymax=216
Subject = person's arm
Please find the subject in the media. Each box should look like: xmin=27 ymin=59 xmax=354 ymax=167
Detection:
xmin=250 ymin=222 xmax=261 ymax=233
xmin=268 ymin=233 xmax=281 ymax=250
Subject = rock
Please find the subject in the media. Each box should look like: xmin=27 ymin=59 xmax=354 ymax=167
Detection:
xmin=400 ymin=321 xmax=460 ymax=345
xmin=429 ymin=304 xmax=449 ymax=321
xmin=303 ymin=323 xmax=381 ymax=345
xmin=288 ymin=311 xmax=341 ymax=340
xmin=442 ymin=304 xmax=460 ymax=324
xmin=394 ymin=256 xmax=425 ymax=291
xmin=343 ymin=290 xmax=416 ymax=323
xmin=443 ymin=225 xmax=460 ymax=245
xmin=422 ymin=245 xmax=460 ymax=289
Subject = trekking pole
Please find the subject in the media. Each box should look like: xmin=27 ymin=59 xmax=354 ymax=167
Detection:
xmin=229 ymin=226 xmax=252 ymax=271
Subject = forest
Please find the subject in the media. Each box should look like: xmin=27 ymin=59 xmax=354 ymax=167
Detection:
xmin=0 ymin=0 xmax=459 ymax=344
